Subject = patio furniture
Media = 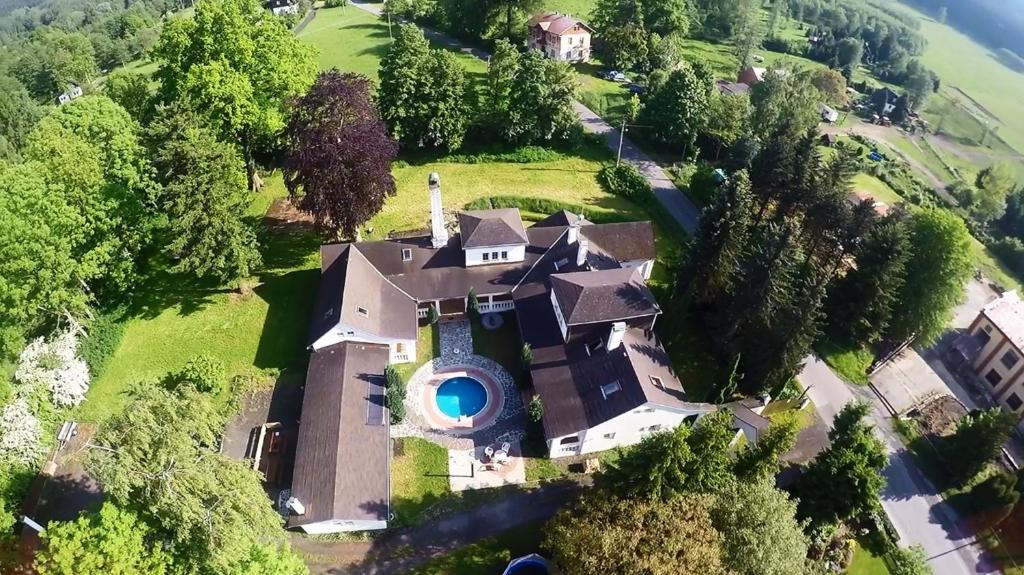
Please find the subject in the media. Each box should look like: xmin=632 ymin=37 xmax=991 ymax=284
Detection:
xmin=484 ymin=446 xmax=494 ymax=458
xmin=500 ymin=441 xmax=511 ymax=453
xmin=494 ymin=450 xmax=509 ymax=465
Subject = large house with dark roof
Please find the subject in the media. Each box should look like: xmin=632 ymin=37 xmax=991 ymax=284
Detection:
xmin=287 ymin=173 xmax=768 ymax=532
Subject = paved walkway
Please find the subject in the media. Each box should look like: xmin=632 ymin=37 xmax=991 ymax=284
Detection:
xmin=799 ymin=356 xmax=998 ymax=575
xmin=293 ymin=479 xmax=588 ymax=574
xmin=350 ymin=0 xmax=702 ymax=234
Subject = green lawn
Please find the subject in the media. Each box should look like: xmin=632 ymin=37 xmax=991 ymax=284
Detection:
xmin=395 ymin=323 xmax=440 ymax=382
xmin=471 ymin=312 xmax=523 ymax=382
xmin=852 ymin=173 xmax=905 ymax=206
xmin=76 ymin=174 xmax=318 ymax=422
xmin=297 ymin=5 xmax=487 ymax=83
xmin=407 ymin=523 xmax=545 ymax=574
xmin=391 ymin=437 xmax=453 ymax=527
xmin=540 ymin=0 xmax=593 ymax=17
xmin=913 ymin=13 xmax=1024 ymax=153
xmin=816 ymin=338 xmax=872 ymax=386
xmin=848 ymin=540 xmax=891 ymax=575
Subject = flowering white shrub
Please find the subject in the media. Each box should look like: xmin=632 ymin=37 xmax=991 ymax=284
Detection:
xmin=14 ymin=321 xmax=91 ymax=407
xmin=0 ymin=399 xmax=44 ymax=464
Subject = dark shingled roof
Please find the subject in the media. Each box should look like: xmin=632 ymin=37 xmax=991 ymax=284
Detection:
xmin=458 ymin=209 xmax=530 ymax=248
xmin=309 ymin=245 xmax=418 ymax=345
xmin=550 ymin=267 xmax=659 ymax=325
xmin=581 ymin=222 xmax=656 ymax=263
xmin=289 ymin=342 xmax=390 ymax=529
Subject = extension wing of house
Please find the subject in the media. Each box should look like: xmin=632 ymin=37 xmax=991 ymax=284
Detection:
xmin=287 ymin=174 xmax=768 ymax=532
xmin=527 ymin=12 xmax=593 ymax=62
xmin=951 ymin=290 xmax=1024 ymax=417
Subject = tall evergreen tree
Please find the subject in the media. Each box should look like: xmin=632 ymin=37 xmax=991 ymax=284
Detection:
xmin=827 ymin=213 xmax=911 ymax=346
xmin=684 ymin=170 xmax=754 ymax=304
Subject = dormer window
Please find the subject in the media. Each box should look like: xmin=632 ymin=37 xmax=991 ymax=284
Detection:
xmin=356 ymin=306 xmax=369 ymax=317
xmin=601 ymin=381 xmax=621 ymax=399
xmin=401 ymin=248 xmax=412 ymax=262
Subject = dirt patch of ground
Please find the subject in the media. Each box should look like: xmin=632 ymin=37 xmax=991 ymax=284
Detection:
xmin=264 ymin=197 xmax=314 ymax=234
xmin=910 ymin=394 xmax=969 ymax=437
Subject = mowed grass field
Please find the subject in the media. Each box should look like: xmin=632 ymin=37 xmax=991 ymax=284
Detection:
xmin=297 ymin=6 xmax=487 ymax=82
xmin=890 ymin=3 xmax=1024 ymax=154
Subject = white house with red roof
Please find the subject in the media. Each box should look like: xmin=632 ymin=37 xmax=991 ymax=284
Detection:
xmin=527 ymin=12 xmax=593 ymax=62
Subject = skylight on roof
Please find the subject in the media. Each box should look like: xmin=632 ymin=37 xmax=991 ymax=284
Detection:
xmin=601 ymin=381 xmax=621 ymax=399
xmin=401 ymin=248 xmax=412 ymax=262
xmin=356 ymin=306 xmax=369 ymax=317
xmin=554 ymin=258 xmax=569 ymax=270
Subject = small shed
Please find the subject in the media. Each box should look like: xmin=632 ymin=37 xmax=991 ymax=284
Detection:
xmin=820 ymin=133 xmax=838 ymax=147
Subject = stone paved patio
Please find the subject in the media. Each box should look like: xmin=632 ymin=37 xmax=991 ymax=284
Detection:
xmin=393 ymin=319 xmax=527 ymax=451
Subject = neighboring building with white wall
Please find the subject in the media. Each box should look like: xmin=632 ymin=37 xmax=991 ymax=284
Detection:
xmin=55 ymin=82 xmax=82 ymax=105
xmin=527 ymin=12 xmax=593 ymax=62
xmin=953 ymin=291 xmax=1024 ymax=417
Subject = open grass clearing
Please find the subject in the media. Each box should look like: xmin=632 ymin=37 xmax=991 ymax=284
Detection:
xmin=816 ymin=338 xmax=872 ymax=386
xmin=847 ymin=539 xmax=891 ymax=575
xmin=76 ymin=174 xmax=318 ymax=422
xmin=297 ymin=5 xmax=487 ymax=83
xmin=912 ymin=13 xmax=1024 ymax=153
xmin=852 ymin=173 xmax=905 ymax=206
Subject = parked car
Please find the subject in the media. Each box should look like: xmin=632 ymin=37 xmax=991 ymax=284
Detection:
xmin=603 ymin=70 xmax=628 ymax=82
xmin=626 ymin=83 xmax=645 ymax=95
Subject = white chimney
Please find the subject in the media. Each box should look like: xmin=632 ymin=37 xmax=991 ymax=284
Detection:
xmin=576 ymin=237 xmax=589 ymax=267
xmin=429 ymin=172 xmax=448 ymax=248
xmin=606 ymin=321 xmax=626 ymax=351
xmin=567 ymin=219 xmax=580 ymax=244
xmin=286 ymin=497 xmax=306 ymax=516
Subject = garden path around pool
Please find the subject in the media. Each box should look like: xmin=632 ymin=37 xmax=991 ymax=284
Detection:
xmin=395 ymin=319 xmax=529 ymax=491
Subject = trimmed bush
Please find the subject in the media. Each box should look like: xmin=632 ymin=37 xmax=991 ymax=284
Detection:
xmin=598 ymin=163 xmax=653 ymax=204
xmin=168 ymin=354 xmax=225 ymax=394
xmin=387 ymin=385 xmax=406 ymax=424
xmin=989 ymin=236 xmax=1024 ymax=279
xmin=529 ymin=395 xmax=543 ymax=422
xmin=440 ymin=146 xmax=566 ymax=164
xmin=79 ymin=307 xmax=128 ymax=380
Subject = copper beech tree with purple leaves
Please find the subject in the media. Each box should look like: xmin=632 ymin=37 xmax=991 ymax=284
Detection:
xmin=283 ymin=70 xmax=399 ymax=240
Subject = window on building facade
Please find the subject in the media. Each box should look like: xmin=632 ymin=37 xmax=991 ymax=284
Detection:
xmin=492 ymin=251 xmax=499 ymax=260
xmin=603 ymin=432 xmax=615 ymax=439
xmin=976 ymin=325 xmax=992 ymax=346
xmin=1002 ymin=350 xmax=1020 ymax=370
xmin=482 ymin=252 xmax=490 ymax=261
xmin=501 ymin=251 xmax=508 ymax=260
xmin=986 ymin=368 xmax=1003 ymax=386
xmin=1007 ymin=393 xmax=1023 ymax=411
xmin=560 ymin=435 xmax=579 ymax=445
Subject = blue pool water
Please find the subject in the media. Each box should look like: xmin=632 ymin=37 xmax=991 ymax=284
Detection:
xmin=435 ymin=377 xmax=487 ymax=418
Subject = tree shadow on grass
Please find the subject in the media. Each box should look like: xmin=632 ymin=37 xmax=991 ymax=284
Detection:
xmin=252 ymin=268 xmax=320 ymax=371
xmin=125 ymin=256 xmax=231 ymax=321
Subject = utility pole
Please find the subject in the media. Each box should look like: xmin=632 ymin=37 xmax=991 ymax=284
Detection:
xmin=616 ymin=117 xmax=627 ymax=166
xmin=387 ymin=8 xmax=393 ymax=39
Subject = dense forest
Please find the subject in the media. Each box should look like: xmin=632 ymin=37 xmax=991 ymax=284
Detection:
xmin=902 ymin=0 xmax=1024 ymax=58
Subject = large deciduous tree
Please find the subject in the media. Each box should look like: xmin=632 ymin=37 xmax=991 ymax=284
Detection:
xmin=504 ymin=50 xmax=580 ymax=144
xmin=35 ymin=502 xmax=170 ymax=575
xmin=710 ymin=479 xmax=809 ymax=575
xmin=640 ymin=60 xmax=713 ymax=156
xmin=600 ymin=424 xmax=694 ymax=500
xmin=544 ymin=492 xmax=729 ymax=575
xmin=378 ymin=24 xmax=469 ymax=150
xmin=152 ymin=0 xmax=317 ymax=189
xmin=749 ymin=69 xmax=822 ymax=140
xmin=149 ymin=104 xmax=262 ymax=282
xmin=797 ymin=402 xmax=887 ymax=527
xmin=13 ymin=29 xmax=98 ymax=99
xmin=0 ymin=75 xmax=44 ymax=161
xmin=885 ymin=209 xmax=971 ymax=346
xmin=25 ymin=95 xmax=157 ymax=297
xmin=284 ymin=71 xmax=399 ymax=240
xmin=103 ymin=71 xmax=155 ymax=125
xmin=0 ymin=162 xmax=84 ymax=357
xmin=733 ymin=415 xmax=799 ymax=480
xmin=88 ymin=384 xmax=303 ymax=574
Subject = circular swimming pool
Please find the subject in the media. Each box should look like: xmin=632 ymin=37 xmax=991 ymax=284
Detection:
xmin=435 ymin=376 xmax=488 ymax=418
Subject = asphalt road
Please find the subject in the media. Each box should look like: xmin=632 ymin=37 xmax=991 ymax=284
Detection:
xmin=800 ymin=357 xmax=998 ymax=575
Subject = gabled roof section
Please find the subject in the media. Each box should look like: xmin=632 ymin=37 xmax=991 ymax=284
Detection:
xmin=458 ymin=209 xmax=529 ymax=248
xmin=581 ymin=221 xmax=656 ymax=262
xmin=549 ymin=267 xmax=659 ymax=325
xmin=527 ymin=12 xmax=594 ymax=35
xmin=532 ymin=210 xmax=585 ymax=228
xmin=310 ymin=244 xmax=417 ymax=345
xmin=289 ymin=342 xmax=390 ymax=529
